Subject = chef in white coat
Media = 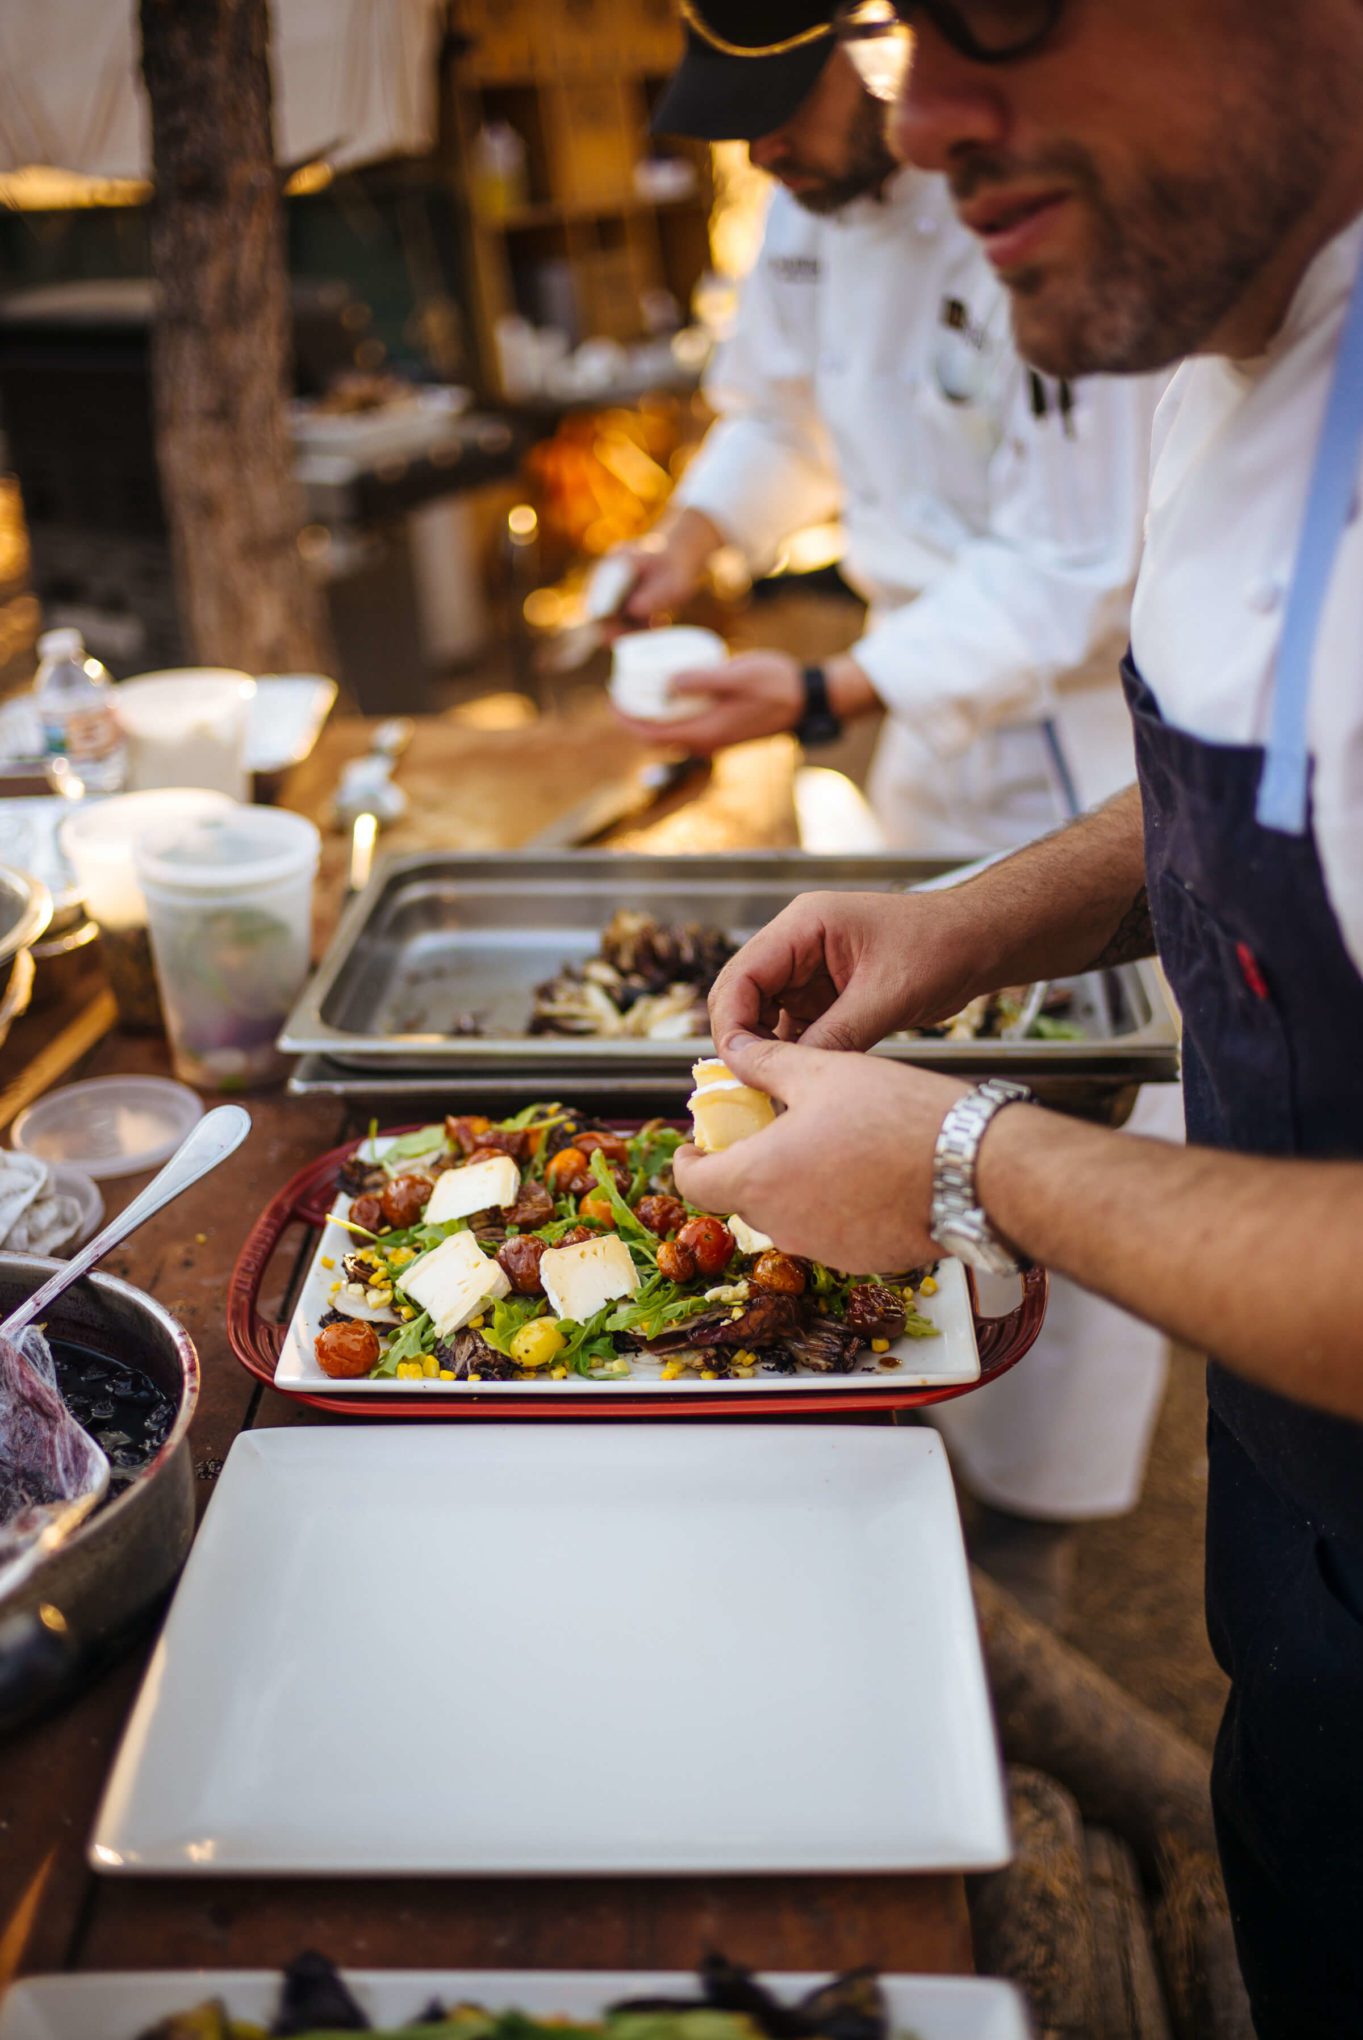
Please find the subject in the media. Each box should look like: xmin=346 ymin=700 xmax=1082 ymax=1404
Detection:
xmin=613 ymin=0 xmax=1162 ymax=852
xmin=609 ymin=0 xmax=1175 ymax=1564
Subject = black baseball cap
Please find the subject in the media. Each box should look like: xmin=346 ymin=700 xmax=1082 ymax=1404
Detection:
xmin=651 ymin=1 xmax=838 ymax=143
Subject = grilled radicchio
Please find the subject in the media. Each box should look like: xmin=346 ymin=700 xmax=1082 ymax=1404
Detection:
xmin=0 ymin=1328 xmax=109 ymax=1599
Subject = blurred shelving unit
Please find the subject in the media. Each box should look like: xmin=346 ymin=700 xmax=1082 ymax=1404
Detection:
xmin=445 ymin=0 xmax=713 ymax=396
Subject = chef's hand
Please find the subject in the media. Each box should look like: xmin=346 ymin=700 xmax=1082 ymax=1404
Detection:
xmin=605 ymin=508 xmax=725 ymax=626
xmin=706 ymin=889 xmax=990 ymax=1054
xmin=673 ymin=1032 xmax=968 ymax=1270
xmin=613 ymin=650 xmax=804 ymax=753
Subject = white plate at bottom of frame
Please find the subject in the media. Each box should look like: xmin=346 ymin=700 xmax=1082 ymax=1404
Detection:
xmin=0 ymin=1969 xmax=1032 ymax=2040
xmin=274 ymin=1201 xmax=980 ymax=1397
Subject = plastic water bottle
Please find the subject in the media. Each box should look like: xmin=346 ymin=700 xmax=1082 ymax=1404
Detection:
xmin=32 ymin=627 xmax=127 ymax=798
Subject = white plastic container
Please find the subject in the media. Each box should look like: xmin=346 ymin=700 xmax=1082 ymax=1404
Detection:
xmin=116 ymin=670 xmax=256 ymax=801
xmin=609 ymin=626 xmax=726 ymax=723
xmin=134 ymin=806 xmax=320 ymax=1091
xmin=60 ymin=789 xmax=236 ymax=1032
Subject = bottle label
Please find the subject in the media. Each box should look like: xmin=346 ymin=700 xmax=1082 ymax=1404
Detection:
xmin=63 ymin=703 xmax=123 ymax=765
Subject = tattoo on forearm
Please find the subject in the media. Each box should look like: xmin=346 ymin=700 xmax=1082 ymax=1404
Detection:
xmin=1085 ymin=887 xmax=1156 ymax=971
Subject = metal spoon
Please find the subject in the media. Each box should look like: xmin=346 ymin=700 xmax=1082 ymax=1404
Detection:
xmin=1 ymin=1104 xmax=252 ymax=1343
xmin=1002 ymin=980 xmax=1052 ymax=1041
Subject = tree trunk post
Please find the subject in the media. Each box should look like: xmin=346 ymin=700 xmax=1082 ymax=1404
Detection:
xmin=139 ymin=0 xmax=330 ymax=673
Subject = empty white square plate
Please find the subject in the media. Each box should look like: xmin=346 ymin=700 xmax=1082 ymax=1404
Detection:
xmin=0 ymin=1970 xmax=1032 ymax=2040
xmin=91 ymin=1426 xmax=1009 ymax=1876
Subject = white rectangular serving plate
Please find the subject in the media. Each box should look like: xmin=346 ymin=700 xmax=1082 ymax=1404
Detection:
xmin=0 ymin=1970 xmax=1032 ymax=2040
xmin=90 ymin=1426 xmax=1009 ymax=1876
xmin=273 ymin=1138 xmax=980 ymax=1396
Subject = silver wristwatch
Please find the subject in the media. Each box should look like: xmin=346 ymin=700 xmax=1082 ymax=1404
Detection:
xmin=930 ymin=1078 xmax=1035 ymax=1276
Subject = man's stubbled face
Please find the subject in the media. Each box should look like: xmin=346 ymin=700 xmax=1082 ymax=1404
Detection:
xmin=890 ymin=1 xmax=1363 ymax=374
xmin=751 ymin=50 xmax=898 ymax=217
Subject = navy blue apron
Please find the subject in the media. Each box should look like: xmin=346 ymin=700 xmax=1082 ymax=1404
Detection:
xmin=1122 ymin=246 xmax=1363 ymax=2036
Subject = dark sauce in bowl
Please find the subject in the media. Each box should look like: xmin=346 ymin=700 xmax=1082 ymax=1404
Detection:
xmin=51 ymin=1342 xmax=176 ymax=1503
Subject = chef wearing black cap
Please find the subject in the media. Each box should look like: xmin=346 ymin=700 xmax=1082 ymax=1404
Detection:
xmin=610 ymin=0 xmax=1161 ymax=867
xmin=609 ymin=0 xmax=1176 ymax=1571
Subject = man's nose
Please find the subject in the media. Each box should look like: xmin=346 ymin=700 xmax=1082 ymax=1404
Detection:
xmin=888 ymin=28 xmax=1009 ymax=170
xmin=748 ymin=131 xmax=788 ymax=174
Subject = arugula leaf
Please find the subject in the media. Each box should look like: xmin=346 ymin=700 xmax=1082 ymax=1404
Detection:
xmin=482 ymin=1294 xmax=547 ymax=1357
xmin=381 ymin=1124 xmax=448 ymax=1166
xmin=606 ymin=1287 xmax=712 ymax=1339
xmin=628 ymin=1125 xmax=683 ymax=1196
xmin=901 ymin=1309 xmax=941 ymax=1340
xmin=589 ymin=1149 xmax=658 ymax=1268
xmin=555 ymin=1306 xmax=624 ymax=1376
xmin=500 ymin=1102 xmax=572 ymax=1132
xmin=373 ymin=1311 xmax=434 ymax=1377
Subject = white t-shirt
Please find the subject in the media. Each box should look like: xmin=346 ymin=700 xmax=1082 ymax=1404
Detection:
xmin=1131 ymin=213 xmax=1363 ymax=977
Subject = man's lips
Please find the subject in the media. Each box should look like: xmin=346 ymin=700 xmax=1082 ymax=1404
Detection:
xmin=956 ymin=188 xmax=1073 ymax=269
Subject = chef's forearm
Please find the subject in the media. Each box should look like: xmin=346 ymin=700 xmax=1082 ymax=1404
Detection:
xmin=976 ymin=1106 xmax=1363 ymax=1421
xmin=941 ymin=783 xmax=1155 ymax=994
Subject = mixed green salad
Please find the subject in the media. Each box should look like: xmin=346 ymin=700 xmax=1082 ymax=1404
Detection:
xmin=140 ymin=1951 xmax=916 ymax=2040
xmin=310 ymin=1104 xmax=940 ymax=1385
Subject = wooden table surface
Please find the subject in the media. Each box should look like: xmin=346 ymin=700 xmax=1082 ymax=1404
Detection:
xmin=0 ymin=708 xmax=974 ymax=1994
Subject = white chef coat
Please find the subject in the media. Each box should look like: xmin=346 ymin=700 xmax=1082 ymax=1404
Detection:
xmin=677 ymin=166 xmax=1162 ymax=852
xmin=1131 ymin=212 xmax=1363 ymax=977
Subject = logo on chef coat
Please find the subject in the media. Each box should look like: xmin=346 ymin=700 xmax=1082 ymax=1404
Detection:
xmin=934 ymin=295 xmax=992 ymax=404
xmin=768 ymin=253 xmax=820 ymax=281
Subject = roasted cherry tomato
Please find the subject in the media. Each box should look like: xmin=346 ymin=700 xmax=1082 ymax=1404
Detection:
xmin=555 ymin=1224 xmax=595 ymax=1248
xmin=575 ymin=1130 xmax=630 ymax=1165
xmin=496 ymin=1234 xmax=547 ymax=1295
xmin=315 ymin=1318 xmax=381 ymax=1379
xmin=579 ymin=1191 xmax=618 ymax=1228
xmin=507 ymin=1179 xmax=554 ymax=1229
xmin=677 ymin=1215 xmax=736 ymax=1278
xmin=656 ymin=1239 xmax=698 ymax=1284
xmin=634 ymin=1193 xmax=686 ymax=1238
xmin=473 ymin=1125 xmax=531 ymax=1161
xmin=749 ymin=1248 xmax=807 ymax=1296
xmin=380 ymin=1173 xmax=435 ymax=1228
xmin=445 ymin=1114 xmax=492 ymax=1155
xmin=545 ymin=1145 xmax=590 ymax=1195
xmin=347 ymin=1193 xmax=385 ymax=1235
xmin=466 ymin=1146 xmax=521 ymax=1174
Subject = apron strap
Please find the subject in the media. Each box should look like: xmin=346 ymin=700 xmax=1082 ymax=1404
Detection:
xmin=1257 ymin=245 xmax=1363 ymax=834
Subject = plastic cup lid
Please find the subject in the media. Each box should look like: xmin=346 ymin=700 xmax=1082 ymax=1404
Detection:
xmin=135 ymin=806 xmax=321 ymax=893
xmin=11 ymin=1076 xmax=204 ymax=1180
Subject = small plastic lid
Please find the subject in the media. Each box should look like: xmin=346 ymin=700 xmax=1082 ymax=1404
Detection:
xmin=611 ymin=626 xmax=726 ymax=680
xmin=135 ymin=806 xmax=321 ymax=895
xmin=11 ymin=1076 xmax=204 ymax=1181
xmin=37 ymin=627 xmax=84 ymax=662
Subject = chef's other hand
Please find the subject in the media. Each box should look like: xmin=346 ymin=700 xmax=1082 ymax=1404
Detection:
xmin=608 ymin=508 xmax=724 ymax=626
xmin=706 ymin=889 xmax=988 ymax=1055
xmin=673 ymin=1032 xmax=968 ymax=1271
xmin=614 ymin=650 xmax=804 ymax=753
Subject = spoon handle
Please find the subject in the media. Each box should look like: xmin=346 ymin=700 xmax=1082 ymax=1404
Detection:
xmin=1 ymin=1104 xmax=252 ymax=1342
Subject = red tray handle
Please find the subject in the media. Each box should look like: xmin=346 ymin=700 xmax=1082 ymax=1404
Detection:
xmin=227 ymin=1127 xmax=1050 ymax=1416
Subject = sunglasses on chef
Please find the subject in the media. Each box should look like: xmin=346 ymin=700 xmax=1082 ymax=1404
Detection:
xmin=835 ymin=0 xmax=1061 ymax=92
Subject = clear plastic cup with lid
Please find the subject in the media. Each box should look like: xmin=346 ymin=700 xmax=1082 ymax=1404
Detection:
xmin=60 ymin=789 xmax=237 ymax=1032
xmin=134 ymin=805 xmax=320 ymax=1091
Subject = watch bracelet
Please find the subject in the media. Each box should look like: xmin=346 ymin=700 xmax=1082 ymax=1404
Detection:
xmin=930 ymin=1078 xmax=1035 ymax=1259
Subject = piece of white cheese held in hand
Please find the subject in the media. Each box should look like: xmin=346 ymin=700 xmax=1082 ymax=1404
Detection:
xmin=423 ymin=1154 xmax=520 ymax=1226
xmin=688 ymin=1058 xmax=777 ymax=1153
xmin=400 ymin=1228 xmax=510 ymax=1338
xmin=540 ymin=1233 xmax=640 ymax=1321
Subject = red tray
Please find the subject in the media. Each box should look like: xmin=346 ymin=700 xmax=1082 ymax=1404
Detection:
xmin=228 ymin=1128 xmax=1048 ymax=1418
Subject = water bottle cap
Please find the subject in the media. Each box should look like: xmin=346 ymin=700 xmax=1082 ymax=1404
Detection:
xmin=37 ymin=627 xmax=85 ymax=663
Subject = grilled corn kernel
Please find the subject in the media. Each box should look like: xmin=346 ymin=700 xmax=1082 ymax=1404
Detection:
xmin=468 ymin=1371 xmax=481 ymax=1383
xmin=420 ymin=1354 xmax=437 ymax=1377
xmin=470 ymin=1313 xmax=485 ymax=1330
xmin=551 ymin=1365 xmax=568 ymax=1380
xmin=398 ymin=1305 xmax=416 ymax=1321
xmin=320 ymin=1255 xmax=336 ymax=1271
xmin=661 ymin=1361 xmax=682 ymax=1381
xmin=871 ymin=1337 xmax=890 ymax=1353
xmin=734 ymin=1348 xmax=757 ymax=1367
xmin=920 ymin=1275 xmax=938 ymax=1295
xmin=729 ymin=1307 xmax=745 ymax=1320
xmin=510 ymin=1318 xmax=566 ymax=1370
xmin=439 ymin=1368 xmax=456 ymax=1380
xmin=328 ymin=1281 xmax=341 ymax=1297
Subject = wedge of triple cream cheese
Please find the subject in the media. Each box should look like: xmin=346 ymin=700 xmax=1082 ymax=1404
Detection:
xmin=540 ymin=1233 xmax=640 ymax=1321
xmin=688 ymin=1057 xmax=777 ymax=1153
xmin=423 ymin=1154 xmax=521 ymax=1226
xmin=400 ymin=1228 xmax=510 ymax=1336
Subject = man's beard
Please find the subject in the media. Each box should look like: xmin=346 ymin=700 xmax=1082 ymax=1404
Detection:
xmin=785 ymin=99 xmax=897 ymax=216
xmin=950 ymin=37 xmax=1353 ymax=375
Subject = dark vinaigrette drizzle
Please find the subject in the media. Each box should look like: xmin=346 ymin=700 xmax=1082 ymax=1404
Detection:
xmin=51 ymin=1342 xmax=176 ymax=1500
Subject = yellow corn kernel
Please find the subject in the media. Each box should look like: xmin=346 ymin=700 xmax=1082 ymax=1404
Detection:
xmin=871 ymin=1337 xmax=890 ymax=1353
xmin=729 ymin=1308 xmax=744 ymax=1320
xmin=551 ymin=1365 xmax=568 ymax=1380
xmin=661 ymin=1361 xmax=682 ymax=1381
xmin=468 ymin=1371 xmax=481 ymax=1383
xmin=470 ymin=1313 xmax=485 ymax=1330
xmin=398 ymin=1305 xmax=416 ymax=1321
xmin=328 ymin=1281 xmax=341 ymax=1297
xmin=920 ymin=1275 xmax=938 ymax=1295
xmin=422 ymin=1354 xmax=439 ymax=1377
xmin=320 ymin=1255 xmax=336 ymax=1271
xmin=700 ymin=1369 xmax=718 ymax=1380
xmin=439 ymin=1368 xmax=456 ymax=1380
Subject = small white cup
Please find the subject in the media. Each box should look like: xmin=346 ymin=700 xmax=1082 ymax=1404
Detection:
xmin=116 ymin=670 xmax=256 ymax=800
xmin=609 ymin=626 xmax=727 ymax=723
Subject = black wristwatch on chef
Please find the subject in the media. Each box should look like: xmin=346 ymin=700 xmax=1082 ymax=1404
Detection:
xmin=795 ymin=664 xmax=844 ymax=749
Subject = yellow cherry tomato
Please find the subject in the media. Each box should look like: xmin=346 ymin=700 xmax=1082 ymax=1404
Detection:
xmin=509 ymin=1317 xmax=567 ymax=1370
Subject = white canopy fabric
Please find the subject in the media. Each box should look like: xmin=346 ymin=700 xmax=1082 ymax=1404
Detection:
xmin=0 ymin=0 xmax=444 ymax=180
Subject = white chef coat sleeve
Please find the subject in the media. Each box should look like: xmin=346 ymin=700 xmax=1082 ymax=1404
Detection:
xmin=852 ymin=369 xmax=1160 ymax=759
xmin=673 ymin=212 xmax=844 ymax=571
